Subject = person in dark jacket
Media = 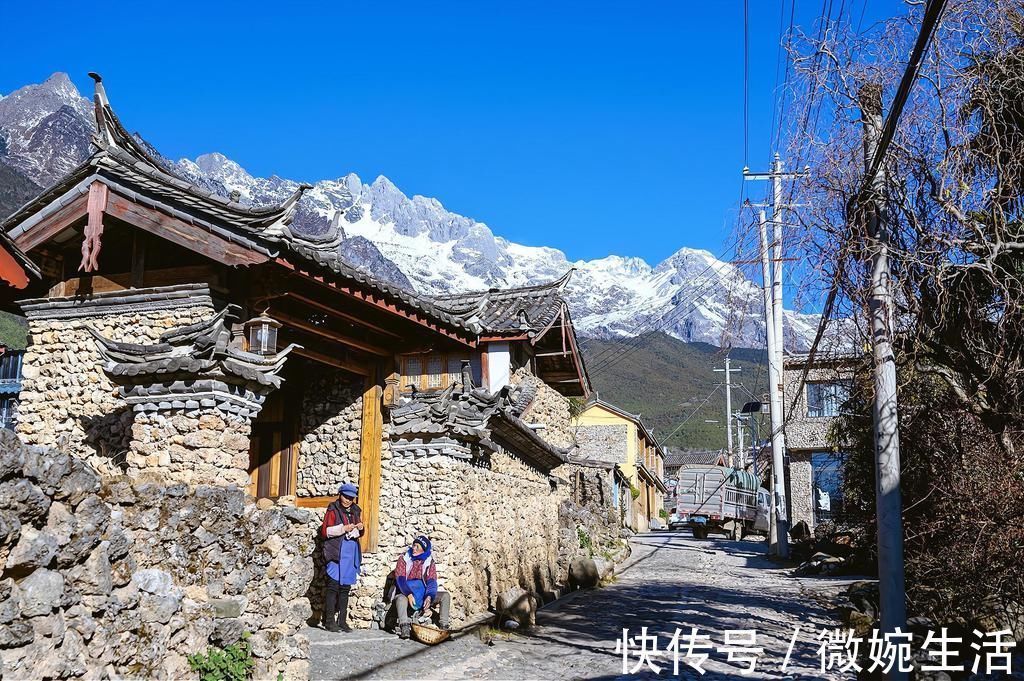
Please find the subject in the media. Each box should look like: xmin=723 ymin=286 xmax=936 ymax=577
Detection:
xmin=320 ymin=482 xmax=363 ymax=632
xmin=392 ymin=535 xmax=450 ymax=638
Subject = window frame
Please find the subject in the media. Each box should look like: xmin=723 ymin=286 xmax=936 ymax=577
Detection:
xmin=805 ymin=380 xmax=852 ymax=419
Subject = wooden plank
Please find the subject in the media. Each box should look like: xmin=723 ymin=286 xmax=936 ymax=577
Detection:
xmin=51 ymin=274 xmax=129 ymax=297
xmin=357 ymin=382 xmax=383 ymax=553
xmin=271 ymin=310 xmax=389 ymax=357
xmin=14 ymin=193 xmax=89 ymax=252
xmin=105 ymin=192 xmax=268 ymax=267
xmin=282 ymin=292 xmax=403 ymax=339
xmin=80 ymin=182 xmax=109 ymax=272
xmin=274 ymin=259 xmax=476 ymax=347
xmin=131 ymin=232 xmax=146 ymax=288
xmin=290 ymin=346 xmax=372 ymax=376
xmin=295 ymin=495 xmax=335 ymax=508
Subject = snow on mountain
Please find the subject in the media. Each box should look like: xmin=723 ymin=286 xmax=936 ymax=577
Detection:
xmin=0 ymin=73 xmax=820 ymax=350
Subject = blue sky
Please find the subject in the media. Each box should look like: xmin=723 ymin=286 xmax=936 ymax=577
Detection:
xmin=2 ymin=1 xmax=899 ymax=265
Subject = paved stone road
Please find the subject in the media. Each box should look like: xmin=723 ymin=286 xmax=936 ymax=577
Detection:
xmin=306 ymin=531 xmax=861 ymax=680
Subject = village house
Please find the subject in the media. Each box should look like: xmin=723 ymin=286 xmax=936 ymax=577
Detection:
xmin=0 ymin=74 xmax=622 ymax=677
xmin=781 ymin=352 xmax=855 ymax=528
xmin=573 ymin=398 xmax=667 ymax=532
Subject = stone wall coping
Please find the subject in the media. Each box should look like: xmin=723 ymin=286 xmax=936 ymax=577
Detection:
xmin=19 ymin=283 xmax=213 ymax=320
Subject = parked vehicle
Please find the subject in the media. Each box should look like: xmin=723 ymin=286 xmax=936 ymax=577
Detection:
xmin=671 ymin=465 xmax=768 ymax=540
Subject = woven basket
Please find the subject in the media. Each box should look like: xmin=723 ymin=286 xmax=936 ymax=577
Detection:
xmin=411 ymin=623 xmax=450 ymax=645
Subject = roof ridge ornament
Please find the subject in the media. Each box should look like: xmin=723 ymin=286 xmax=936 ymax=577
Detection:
xmin=88 ymin=72 xmax=116 ymax=148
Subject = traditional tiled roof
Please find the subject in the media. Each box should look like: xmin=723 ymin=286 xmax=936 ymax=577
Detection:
xmin=1 ymin=74 xmax=478 ymax=338
xmin=90 ymin=304 xmax=297 ymax=389
xmin=390 ymin=374 xmax=568 ymax=472
xmin=426 ymin=270 xmax=573 ymax=337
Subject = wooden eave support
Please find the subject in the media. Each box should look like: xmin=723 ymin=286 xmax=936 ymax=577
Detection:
xmin=13 ymin=194 xmax=90 ymax=253
xmin=275 ymin=259 xmax=476 ymax=348
xmin=270 ymin=309 xmax=389 ymax=356
xmin=105 ymin=192 xmax=268 ymax=266
xmin=278 ymin=292 xmax=403 ymax=340
xmin=290 ymin=346 xmax=371 ymax=376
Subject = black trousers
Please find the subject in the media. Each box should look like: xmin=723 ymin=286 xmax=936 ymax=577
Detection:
xmin=324 ymin=578 xmax=351 ymax=626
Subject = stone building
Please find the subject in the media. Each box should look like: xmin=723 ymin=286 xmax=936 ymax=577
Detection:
xmin=0 ymin=74 xmax=617 ymax=676
xmin=781 ymin=353 xmax=856 ymax=528
xmin=573 ymin=399 xmax=667 ymax=532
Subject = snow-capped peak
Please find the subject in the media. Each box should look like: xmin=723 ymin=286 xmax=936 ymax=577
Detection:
xmin=0 ymin=72 xmax=821 ymax=351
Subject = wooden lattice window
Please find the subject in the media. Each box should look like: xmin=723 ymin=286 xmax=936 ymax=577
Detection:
xmin=401 ymin=353 xmax=475 ymax=393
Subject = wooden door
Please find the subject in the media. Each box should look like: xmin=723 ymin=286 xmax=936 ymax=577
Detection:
xmin=247 ymin=391 xmax=297 ymax=499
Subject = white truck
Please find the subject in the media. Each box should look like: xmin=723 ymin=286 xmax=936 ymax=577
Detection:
xmin=669 ymin=465 xmax=769 ymax=540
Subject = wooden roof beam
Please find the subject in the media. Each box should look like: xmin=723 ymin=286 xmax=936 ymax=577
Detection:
xmin=270 ymin=309 xmax=389 ymax=356
xmin=271 ymin=292 xmax=404 ymax=340
xmin=14 ymin=193 xmax=89 ymax=252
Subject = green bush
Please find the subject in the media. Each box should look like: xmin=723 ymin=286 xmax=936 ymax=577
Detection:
xmin=629 ymin=485 xmax=640 ymax=500
xmin=187 ymin=633 xmax=255 ymax=681
xmin=658 ymin=508 xmax=668 ymax=519
xmin=576 ymin=526 xmax=592 ymax=555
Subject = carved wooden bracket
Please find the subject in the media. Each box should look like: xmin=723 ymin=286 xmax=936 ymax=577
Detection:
xmin=79 ymin=182 xmax=109 ymax=272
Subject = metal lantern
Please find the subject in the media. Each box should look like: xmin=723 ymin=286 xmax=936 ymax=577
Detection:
xmin=244 ymin=312 xmax=281 ymax=356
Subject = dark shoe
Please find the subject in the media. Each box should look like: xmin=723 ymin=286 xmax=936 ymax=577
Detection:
xmin=398 ymin=623 xmax=411 ymax=640
xmin=339 ymin=621 xmax=352 ymax=633
xmin=324 ymin=620 xmax=341 ymax=633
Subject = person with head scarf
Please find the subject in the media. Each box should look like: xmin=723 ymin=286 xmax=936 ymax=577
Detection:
xmin=320 ymin=482 xmax=363 ymax=632
xmin=392 ymin=535 xmax=450 ymax=638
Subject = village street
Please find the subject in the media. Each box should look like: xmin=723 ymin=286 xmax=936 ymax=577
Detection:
xmin=307 ymin=531 xmax=860 ymax=680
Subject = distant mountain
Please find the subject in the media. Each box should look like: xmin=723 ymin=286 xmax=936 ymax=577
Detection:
xmin=582 ymin=333 xmax=769 ymax=450
xmin=0 ymin=73 xmax=821 ymax=349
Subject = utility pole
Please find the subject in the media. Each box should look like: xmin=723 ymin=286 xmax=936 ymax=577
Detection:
xmin=714 ymin=358 xmax=741 ymax=466
xmin=744 ymin=155 xmax=805 ymax=559
xmin=734 ymin=413 xmax=745 ymax=464
xmin=756 ymin=207 xmax=789 ymax=558
xmin=859 ymin=82 xmax=907 ymax=652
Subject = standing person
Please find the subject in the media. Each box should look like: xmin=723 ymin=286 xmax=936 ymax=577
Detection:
xmin=320 ymin=482 xmax=364 ymax=632
xmin=392 ymin=535 xmax=451 ymax=638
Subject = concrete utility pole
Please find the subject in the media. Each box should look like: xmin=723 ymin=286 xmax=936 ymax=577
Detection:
xmin=714 ymin=358 xmax=741 ymax=465
xmin=859 ymin=82 xmax=907 ymax=653
xmin=757 ymin=208 xmax=789 ymax=558
xmin=744 ymin=154 xmax=806 ymax=559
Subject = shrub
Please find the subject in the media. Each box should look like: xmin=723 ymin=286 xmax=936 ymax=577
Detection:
xmin=576 ymin=526 xmax=593 ymax=554
xmin=187 ymin=633 xmax=255 ymax=681
xmin=629 ymin=485 xmax=640 ymax=500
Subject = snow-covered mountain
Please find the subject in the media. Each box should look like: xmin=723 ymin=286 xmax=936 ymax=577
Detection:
xmin=0 ymin=73 xmax=820 ymax=349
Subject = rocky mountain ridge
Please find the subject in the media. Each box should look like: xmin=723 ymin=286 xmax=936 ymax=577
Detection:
xmin=0 ymin=73 xmax=821 ymax=349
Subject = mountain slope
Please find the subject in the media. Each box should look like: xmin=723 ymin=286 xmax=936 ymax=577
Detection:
xmin=0 ymin=73 xmax=821 ymax=349
xmin=582 ymin=333 xmax=768 ymax=450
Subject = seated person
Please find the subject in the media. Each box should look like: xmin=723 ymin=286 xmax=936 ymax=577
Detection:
xmin=392 ymin=535 xmax=450 ymax=638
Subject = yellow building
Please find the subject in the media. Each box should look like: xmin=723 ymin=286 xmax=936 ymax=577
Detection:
xmin=573 ymin=399 xmax=667 ymax=532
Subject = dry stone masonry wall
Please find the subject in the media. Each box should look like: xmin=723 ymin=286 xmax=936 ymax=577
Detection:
xmin=128 ymin=411 xmax=251 ymax=488
xmin=16 ymin=286 xmax=216 ymax=477
xmin=510 ymin=367 xmax=575 ymax=449
xmin=0 ymin=432 xmax=312 ymax=680
xmin=296 ymin=370 xmax=364 ymax=497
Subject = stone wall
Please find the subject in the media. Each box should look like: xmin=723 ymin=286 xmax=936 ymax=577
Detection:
xmin=782 ymin=362 xmax=853 ymax=451
xmin=0 ymin=432 xmax=312 ymax=679
xmin=327 ymin=445 xmax=623 ymax=630
xmin=128 ymin=411 xmax=251 ymax=488
xmin=510 ymin=367 xmax=575 ymax=449
xmin=296 ymin=369 xmax=364 ymax=497
xmin=574 ymin=424 xmax=629 ymax=465
xmin=786 ymin=452 xmax=815 ymax=529
xmin=16 ymin=285 xmax=216 ymax=474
